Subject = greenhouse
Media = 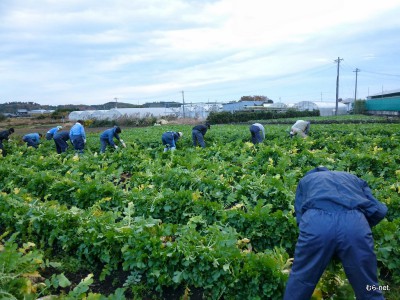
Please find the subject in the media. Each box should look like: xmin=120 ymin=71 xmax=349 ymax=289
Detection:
xmin=292 ymin=101 xmax=347 ymax=116
xmin=68 ymin=108 xmax=178 ymax=121
xmin=68 ymin=111 xmax=93 ymax=120
xmin=179 ymin=103 xmax=222 ymax=119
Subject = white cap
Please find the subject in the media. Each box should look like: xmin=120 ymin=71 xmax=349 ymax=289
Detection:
xmin=178 ymin=132 xmax=183 ymax=137
xmin=57 ymin=126 xmax=62 ymax=130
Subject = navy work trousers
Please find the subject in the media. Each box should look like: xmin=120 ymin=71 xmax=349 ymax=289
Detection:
xmin=284 ymin=209 xmax=383 ymax=300
xmin=192 ymin=129 xmax=205 ymax=148
xmin=54 ymin=136 xmax=69 ymax=154
xmin=71 ymin=136 xmax=85 ymax=153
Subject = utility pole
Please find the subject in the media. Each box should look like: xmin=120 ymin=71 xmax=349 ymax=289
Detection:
xmin=353 ymin=68 xmax=360 ymax=102
xmin=181 ymin=91 xmax=186 ymax=118
xmin=334 ymin=57 xmax=343 ymax=115
xmin=114 ymin=97 xmax=118 ymax=109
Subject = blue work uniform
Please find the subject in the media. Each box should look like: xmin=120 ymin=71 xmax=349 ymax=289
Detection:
xmin=23 ymin=133 xmax=41 ymax=148
xmin=161 ymin=131 xmax=180 ymax=151
xmin=192 ymin=124 xmax=209 ymax=148
xmin=284 ymin=167 xmax=387 ymax=300
xmin=46 ymin=127 xmax=59 ymax=140
xmin=100 ymin=127 xmax=121 ymax=153
xmin=69 ymin=122 xmax=86 ymax=153
xmin=53 ymin=131 xmax=70 ymax=154
xmin=249 ymin=123 xmax=265 ymax=144
xmin=0 ymin=130 xmax=12 ymax=156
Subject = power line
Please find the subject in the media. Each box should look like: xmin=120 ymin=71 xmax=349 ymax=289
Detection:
xmin=361 ymin=70 xmax=400 ymax=77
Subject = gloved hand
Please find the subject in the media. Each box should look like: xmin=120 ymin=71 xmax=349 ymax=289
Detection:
xmin=114 ymin=145 xmax=119 ymax=149
xmin=84 ymin=139 xmax=87 ymax=144
xmin=121 ymin=140 xmax=126 ymax=148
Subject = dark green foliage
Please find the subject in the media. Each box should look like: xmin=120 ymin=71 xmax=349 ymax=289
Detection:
xmin=207 ymin=109 xmax=320 ymax=124
xmin=0 ymin=122 xmax=398 ymax=299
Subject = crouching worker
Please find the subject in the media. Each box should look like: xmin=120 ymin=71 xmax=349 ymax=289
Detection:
xmin=161 ymin=131 xmax=182 ymax=152
xmin=100 ymin=126 xmax=126 ymax=153
xmin=290 ymin=120 xmax=310 ymax=138
xmin=53 ymin=131 xmax=70 ymax=154
xmin=283 ymin=166 xmax=387 ymax=300
xmin=0 ymin=127 xmax=14 ymax=157
xmin=23 ymin=133 xmax=42 ymax=148
xmin=192 ymin=123 xmax=210 ymax=148
xmin=249 ymin=123 xmax=265 ymax=144
xmin=69 ymin=120 xmax=86 ymax=154
xmin=46 ymin=125 xmax=62 ymax=140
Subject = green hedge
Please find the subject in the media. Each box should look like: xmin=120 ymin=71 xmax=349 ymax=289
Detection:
xmin=206 ymin=109 xmax=320 ymax=124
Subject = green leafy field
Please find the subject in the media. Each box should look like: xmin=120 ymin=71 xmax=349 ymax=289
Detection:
xmin=0 ymin=123 xmax=399 ymax=299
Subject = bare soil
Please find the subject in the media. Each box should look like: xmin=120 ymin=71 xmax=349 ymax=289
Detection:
xmin=0 ymin=117 xmax=202 ymax=136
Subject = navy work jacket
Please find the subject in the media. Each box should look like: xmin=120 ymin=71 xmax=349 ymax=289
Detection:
xmin=192 ymin=124 xmax=208 ymax=136
xmin=100 ymin=128 xmax=121 ymax=147
xmin=295 ymin=167 xmax=387 ymax=227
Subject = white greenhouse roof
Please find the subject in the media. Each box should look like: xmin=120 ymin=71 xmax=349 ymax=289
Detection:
xmin=294 ymin=101 xmax=347 ymax=109
xmin=312 ymin=101 xmax=347 ymax=109
xmin=68 ymin=108 xmax=178 ymax=121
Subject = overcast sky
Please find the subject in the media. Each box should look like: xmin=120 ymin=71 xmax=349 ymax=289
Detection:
xmin=1 ymin=0 xmax=400 ymax=106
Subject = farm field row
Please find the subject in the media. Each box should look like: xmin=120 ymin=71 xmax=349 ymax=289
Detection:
xmin=0 ymin=123 xmax=399 ymax=299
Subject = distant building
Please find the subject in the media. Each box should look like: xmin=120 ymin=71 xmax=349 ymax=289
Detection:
xmin=2 ymin=113 xmax=16 ymax=118
xmin=366 ymin=89 xmax=400 ymax=116
xmin=17 ymin=109 xmax=29 ymax=116
xmin=244 ymin=102 xmax=288 ymax=113
xmin=341 ymin=98 xmax=355 ymax=111
xmin=177 ymin=103 xmax=223 ymax=119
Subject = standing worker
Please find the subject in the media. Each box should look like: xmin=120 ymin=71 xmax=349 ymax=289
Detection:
xmin=69 ymin=120 xmax=86 ymax=154
xmin=100 ymin=126 xmax=126 ymax=153
xmin=0 ymin=128 xmax=14 ymax=157
xmin=249 ymin=123 xmax=265 ymax=144
xmin=53 ymin=131 xmax=70 ymax=154
xmin=290 ymin=120 xmax=310 ymax=138
xmin=161 ymin=131 xmax=183 ymax=152
xmin=284 ymin=166 xmax=387 ymax=300
xmin=45 ymin=126 xmax=62 ymax=140
xmin=22 ymin=133 xmax=42 ymax=148
xmin=192 ymin=122 xmax=210 ymax=148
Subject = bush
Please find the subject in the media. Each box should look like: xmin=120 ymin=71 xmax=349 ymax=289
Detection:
xmin=207 ymin=109 xmax=320 ymax=124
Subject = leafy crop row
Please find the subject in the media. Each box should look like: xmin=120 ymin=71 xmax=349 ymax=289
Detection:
xmin=0 ymin=123 xmax=399 ymax=299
